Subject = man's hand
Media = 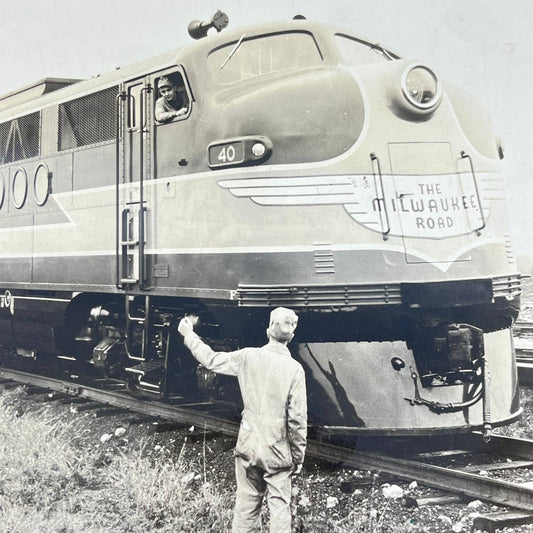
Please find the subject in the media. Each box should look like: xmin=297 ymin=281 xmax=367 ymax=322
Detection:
xmin=178 ymin=316 xmax=195 ymax=337
xmin=292 ymin=463 xmax=303 ymax=475
xmin=174 ymin=108 xmax=188 ymax=118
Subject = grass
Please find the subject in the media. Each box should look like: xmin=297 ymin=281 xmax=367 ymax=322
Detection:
xmin=0 ymin=386 xmax=416 ymax=533
xmin=1 ymin=385 xmax=531 ymax=533
xmin=0 ymin=388 xmax=233 ymax=533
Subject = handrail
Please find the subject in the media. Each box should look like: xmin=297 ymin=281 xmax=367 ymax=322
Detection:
xmin=460 ymin=151 xmax=486 ymax=235
xmin=138 ymin=87 xmax=146 ymax=288
xmin=138 ymin=85 xmax=152 ymax=289
xmin=370 ymin=153 xmax=391 ymax=240
xmin=115 ymin=91 xmax=127 ymax=289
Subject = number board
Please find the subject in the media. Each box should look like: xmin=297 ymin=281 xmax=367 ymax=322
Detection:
xmin=208 ymin=141 xmax=245 ymax=168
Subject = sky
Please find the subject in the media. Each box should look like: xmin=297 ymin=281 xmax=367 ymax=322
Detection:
xmin=1 ymin=0 xmax=532 ymax=264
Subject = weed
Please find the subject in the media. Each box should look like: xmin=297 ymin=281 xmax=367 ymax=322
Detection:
xmin=0 ymin=389 xmax=233 ymax=532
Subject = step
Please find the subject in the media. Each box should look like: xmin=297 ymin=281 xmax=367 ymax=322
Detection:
xmin=125 ymin=360 xmax=165 ymax=376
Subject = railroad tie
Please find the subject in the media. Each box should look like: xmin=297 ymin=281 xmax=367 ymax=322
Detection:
xmin=472 ymin=511 xmax=533 ymax=532
xmin=404 ymin=494 xmax=461 ymax=507
xmin=93 ymin=407 xmax=131 ymax=418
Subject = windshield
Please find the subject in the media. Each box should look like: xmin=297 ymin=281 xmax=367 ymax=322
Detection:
xmin=335 ymin=34 xmax=397 ymax=66
xmin=207 ymin=31 xmax=323 ymax=85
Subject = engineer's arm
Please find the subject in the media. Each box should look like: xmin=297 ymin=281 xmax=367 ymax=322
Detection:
xmin=155 ymin=99 xmax=175 ymax=123
xmin=177 ymin=317 xmax=242 ymax=376
xmin=155 ymin=99 xmax=188 ymax=123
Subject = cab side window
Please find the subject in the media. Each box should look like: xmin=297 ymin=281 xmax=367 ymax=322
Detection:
xmin=154 ymin=72 xmax=190 ymax=124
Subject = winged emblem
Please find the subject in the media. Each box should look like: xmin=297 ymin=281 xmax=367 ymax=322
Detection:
xmin=218 ymin=173 xmax=498 ymax=239
xmin=218 ymin=173 xmax=382 ymax=228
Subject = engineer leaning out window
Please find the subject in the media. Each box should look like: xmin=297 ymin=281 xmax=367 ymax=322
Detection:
xmin=155 ymin=74 xmax=188 ymax=123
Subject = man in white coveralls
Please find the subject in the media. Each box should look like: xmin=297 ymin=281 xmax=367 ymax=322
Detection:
xmin=177 ymin=307 xmax=307 ymax=533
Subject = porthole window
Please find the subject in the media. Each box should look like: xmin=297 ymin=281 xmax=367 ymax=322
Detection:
xmin=0 ymin=172 xmax=4 ymax=210
xmin=12 ymin=168 xmax=28 ymax=209
xmin=34 ymin=163 xmax=50 ymax=206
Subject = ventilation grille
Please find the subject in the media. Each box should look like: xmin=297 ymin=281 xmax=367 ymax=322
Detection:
xmin=492 ymin=274 xmax=521 ymax=299
xmin=236 ymin=283 xmax=402 ymax=307
xmin=0 ymin=112 xmax=40 ymax=164
xmin=58 ymin=86 xmax=118 ymax=151
xmin=313 ymin=244 xmax=335 ymax=274
xmin=504 ymin=234 xmax=516 ymax=264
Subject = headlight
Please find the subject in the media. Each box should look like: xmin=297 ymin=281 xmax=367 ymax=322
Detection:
xmin=401 ymin=64 xmax=442 ymax=111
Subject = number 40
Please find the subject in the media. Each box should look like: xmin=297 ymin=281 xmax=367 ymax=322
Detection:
xmin=218 ymin=145 xmax=236 ymax=163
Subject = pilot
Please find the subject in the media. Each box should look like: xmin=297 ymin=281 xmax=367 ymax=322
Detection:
xmin=155 ymin=75 xmax=188 ymax=123
xmin=177 ymin=307 xmax=307 ymax=533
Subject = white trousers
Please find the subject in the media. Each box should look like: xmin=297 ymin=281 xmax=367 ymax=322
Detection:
xmin=231 ymin=456 xmax=292 ymax=533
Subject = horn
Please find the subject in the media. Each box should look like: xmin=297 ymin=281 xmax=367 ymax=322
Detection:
xmin=188 ymin=10 xmax=229 ymax=40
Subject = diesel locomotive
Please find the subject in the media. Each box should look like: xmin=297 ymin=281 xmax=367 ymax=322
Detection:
xmin=0 ymin=12 xmax=521 ymax=436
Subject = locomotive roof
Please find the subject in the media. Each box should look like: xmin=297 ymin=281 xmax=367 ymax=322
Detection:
xmin=0 ymin=77 xmax=84 ymax=109
xmin=0 ymin=47 xmax=185 ymax=120
xmin=178 ymin=18 xmax=399 ymax=66
xmin=0 ymin=18 xmax=397 ymax=121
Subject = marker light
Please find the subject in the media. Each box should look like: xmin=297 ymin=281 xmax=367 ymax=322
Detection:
xmin=251 ymin=142 xmax=266 ymax=157
xmin=401 ymin=64 xmax=442 ymax=111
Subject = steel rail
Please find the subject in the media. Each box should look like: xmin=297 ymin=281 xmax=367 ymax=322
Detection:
xmin=451 ymin=432 xmax=533 ymax=461
xmin=516 ymin=347 xmax=533 ymax=359
xmin=486 ymin=435 xmax=533 ymax=461
xmin=0 ymin=367 xmax=241 ymax=437
xmin=513 ymin=321 xmax=533 ymax=334
xmin=307 ymin=441 xmax=533 ymax=512
xmin=1 ymin=366 xmax=533 ymax=511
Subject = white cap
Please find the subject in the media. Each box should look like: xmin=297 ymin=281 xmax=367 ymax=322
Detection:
xmin=267 ymin=307 xmax=298 ymax=342
xmin=158 ymin=76 xmax=173 ymax=89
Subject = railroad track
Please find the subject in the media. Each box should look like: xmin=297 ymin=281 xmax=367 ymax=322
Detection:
xmin=514 ymin=320 xmax=533 ymax=337
xmin=1 ymin=364 xmax=533 ymax=526
xmin=516 ymin=349 xmax=533 ymax=388
xmin=513 ymin=320 xmax=533 ymax=388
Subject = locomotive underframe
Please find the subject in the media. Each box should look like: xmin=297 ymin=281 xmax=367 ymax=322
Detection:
xmin=0 ymin=277 xmax=521 ymax=435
